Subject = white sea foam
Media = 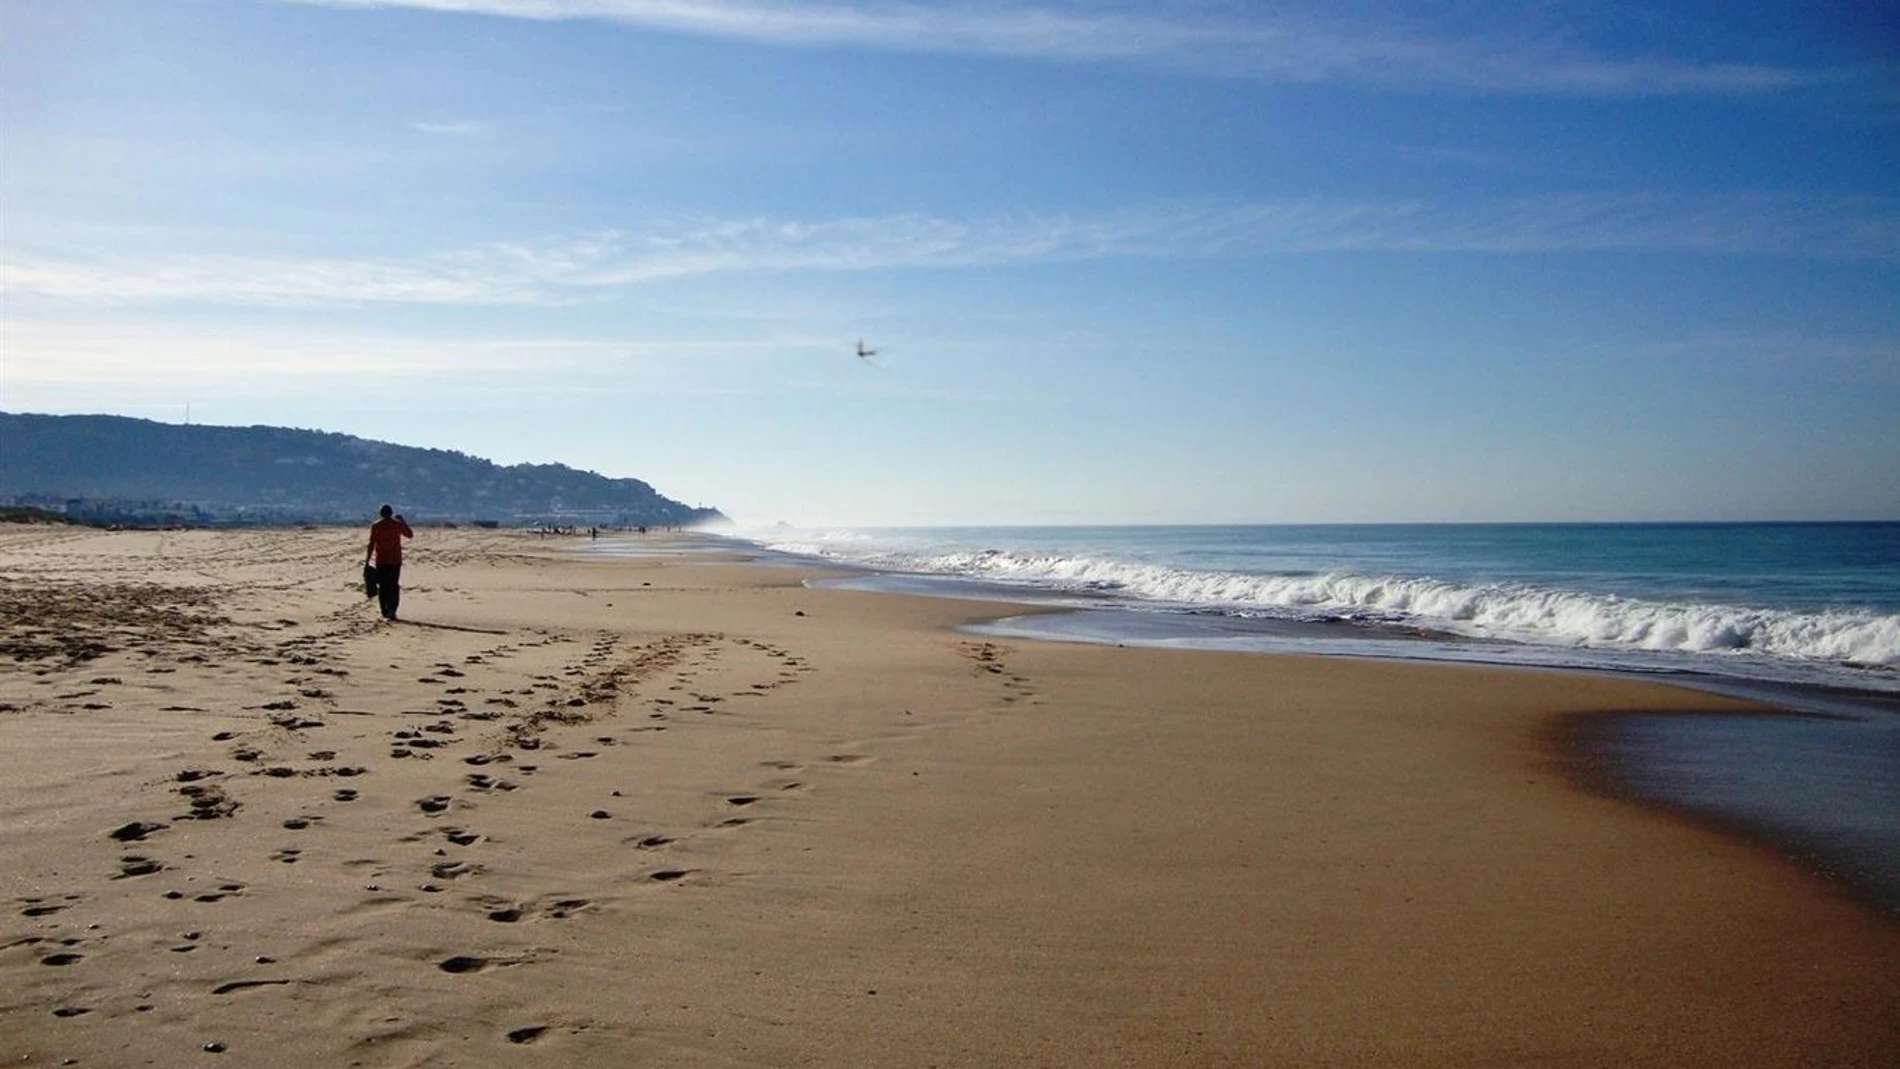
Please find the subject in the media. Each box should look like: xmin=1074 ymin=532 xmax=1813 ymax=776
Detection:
xmin=755 ymin=535 xmax=1900 ymax=668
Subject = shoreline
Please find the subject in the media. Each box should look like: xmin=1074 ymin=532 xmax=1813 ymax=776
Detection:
xmin=690 ymin=527 xmax=1900 ymax=700
xmin=693 ymin=531 xmax=1900 ymax=918
xmin=3 ymin=526 xmax=1895 ymax=1066
xmin=1553 ymin=705 xmax=1900 ymax=920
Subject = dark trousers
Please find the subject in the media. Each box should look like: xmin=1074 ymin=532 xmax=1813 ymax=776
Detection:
xmin=375 ymin=563 xmax=402 ymax=620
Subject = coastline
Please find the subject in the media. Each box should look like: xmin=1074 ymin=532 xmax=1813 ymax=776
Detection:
xmin=2 ymin=526 xmax=1895 ymax=1066
xmin=725 ymin=533 xmax=1900 ymax=917
xmin=728 ymin=523 xmax=1900 ymax=700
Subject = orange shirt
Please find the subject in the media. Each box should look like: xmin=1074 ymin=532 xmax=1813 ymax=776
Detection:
xmin=368 ymin=516 xmax=413 ymax=566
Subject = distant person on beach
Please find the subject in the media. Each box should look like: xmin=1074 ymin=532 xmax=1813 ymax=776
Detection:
xmin=365 ymin=504 xmax=414 ymax=621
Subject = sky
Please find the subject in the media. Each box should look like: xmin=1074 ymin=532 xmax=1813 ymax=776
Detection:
xmin=2 ymin=0 xmax=1897 ymax=526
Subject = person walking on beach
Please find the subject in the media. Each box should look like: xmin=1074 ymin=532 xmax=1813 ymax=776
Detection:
xmin=366 ymin=504 xmax=414 ymax=621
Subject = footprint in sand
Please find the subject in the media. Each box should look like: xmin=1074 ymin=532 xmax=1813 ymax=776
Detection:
xmin=19 ymin=896 xmax=81 ymax=918
xmin=506 ymin=1025 xmax=548 ymax=1044
xmin=110 ymin=820 xmax=168 ymax=842
xmin=178 ymin=783 xmax=239 ymax=820
xmin=210 ymin=979 xmax=294 ymax=996
xmin=478 ymin=895 xmax=591 ymax=923
xmin=116 ymin=856 xmax=164 ymax=878
xmin=430 ymin=860 xmax=482 ymax=880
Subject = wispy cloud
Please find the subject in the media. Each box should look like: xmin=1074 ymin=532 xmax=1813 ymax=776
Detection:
xmin=4 ymin=251 xmax=540 ymax=305
xmin=0 ymin=319 xmax=768 ymax=385
xmin=411 ymin=118 xmax=493 ymax=137
xmin=7 ymin=194 xmax=1896 ymax=306
xmin=263 ymin=0 xmax=1827 ymax=96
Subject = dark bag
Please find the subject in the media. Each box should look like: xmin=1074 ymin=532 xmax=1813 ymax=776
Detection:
xmin=363 ymin=564 xmax=379 ymax=599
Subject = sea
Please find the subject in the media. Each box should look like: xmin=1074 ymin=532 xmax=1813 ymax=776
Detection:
xmin=719 ymin=522 xmax=1899 ymax=694
xmin=645 ymin=521 xmax=1900 ymax=914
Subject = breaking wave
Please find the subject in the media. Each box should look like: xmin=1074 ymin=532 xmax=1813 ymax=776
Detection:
xmin=760 ymin=538 xmax=1900 ymax=668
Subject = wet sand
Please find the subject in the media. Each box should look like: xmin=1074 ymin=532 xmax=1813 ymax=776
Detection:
xmin=1 ymin=525 xmax=1895 ymax=1067
xmin=1562 ymin=706 xmax=1900 ymax=917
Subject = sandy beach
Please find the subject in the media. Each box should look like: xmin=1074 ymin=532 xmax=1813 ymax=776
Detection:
xmin=1 ymin=525 xmax=1894 ymax=1068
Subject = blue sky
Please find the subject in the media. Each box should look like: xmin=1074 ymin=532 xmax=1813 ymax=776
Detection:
xmin=3 ymin=0 xmax=1896 ymax=525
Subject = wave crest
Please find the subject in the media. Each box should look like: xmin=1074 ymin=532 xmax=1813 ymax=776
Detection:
xmin=765 ymin=538 xmax=1900 ymax=667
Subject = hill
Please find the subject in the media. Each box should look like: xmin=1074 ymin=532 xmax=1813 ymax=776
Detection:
xmin=0 ymin=413 xmax=724 ymax=528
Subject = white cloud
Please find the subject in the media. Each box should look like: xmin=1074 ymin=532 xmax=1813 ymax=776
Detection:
xmin=0 ymin=318 xmax=783 ymax=388
xmin=263 ymin=0 xmax=1825 ymax=96
xmin=3 ymin=251 xmax=534 ymax=305
xmin=5 ymin=194 xmax=1896 ymax=307
xmin=411 ymin=119 xmax=493 ymax=136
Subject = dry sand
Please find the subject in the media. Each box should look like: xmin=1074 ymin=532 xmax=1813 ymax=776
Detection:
xmin=0 ymin=525 xmax=1894 ymax=1068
